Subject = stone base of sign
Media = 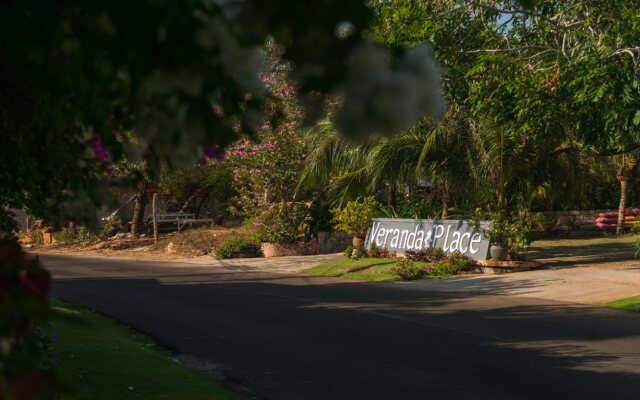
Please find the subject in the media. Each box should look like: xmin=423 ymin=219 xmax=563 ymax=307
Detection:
xmin=477 ymin=260 xmax=541 ymax=274
xmin=261 ymin=242 xmax=319 ymax=258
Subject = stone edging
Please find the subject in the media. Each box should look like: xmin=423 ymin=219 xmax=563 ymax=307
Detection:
xmin=476 ymin=260 xmax=542 ymax=274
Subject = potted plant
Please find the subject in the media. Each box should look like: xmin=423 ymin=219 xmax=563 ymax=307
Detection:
xmin=484 ymin=217 xmax=532 ymax=261
xmin=331 ymin=196 xmax=379 ymax=247
xmin=484 ymin=218 xmax=508 ymax=261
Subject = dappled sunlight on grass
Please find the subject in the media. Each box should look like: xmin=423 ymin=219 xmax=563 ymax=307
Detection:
xmin=606 ymin=296 xmax=640 ymax=312
xmin=47 ymin=299 xmax=234 ymax=400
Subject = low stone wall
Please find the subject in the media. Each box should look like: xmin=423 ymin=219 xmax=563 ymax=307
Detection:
xmin=537 ymin=210 xmax=600 ymax=232
xmin=261 ymin=242 xmax=319 ymax=257
xmin=533 ymin=209 xmax=638 ymax=236
xmin=317 ymin=231 xmax=352 ymax=254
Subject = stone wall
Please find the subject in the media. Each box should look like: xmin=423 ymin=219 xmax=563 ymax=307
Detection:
xmin=317 ymin=231 xmax=352 ymax=254
xmin=537 ymin=210 xmax=600 ymax=232
xmin=534 ymin=209 xmax=635 ymax=235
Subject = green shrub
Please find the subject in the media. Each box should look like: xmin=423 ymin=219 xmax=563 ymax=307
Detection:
xmin=405 ymin=247 xmax=445 ymax=262
xmin=215 ymin=235 xmax=261 ymax=259
xmin=366 ymin=242 xmax=388 ymax=258
xmin=29 ymin=229 xmax=44 ymax=245
xmin=390 ymin=258 xmax=428 ymax=280
xmin=531 ymin=212 xmax=558 ymax=232
xmin=54 ymin=226 xmax=98 ymax=245
xmin=343 ymin=243 xmax=365 ymax=259
xmin=635 ymin=237 xmax=640 ymax=259
xmin=432 ymin=251 xmax=476 ymax=275
xmin=100 ymin=217 xmax=122 ymax=238
xmin=331 ymin=196 xmax=379 ymax=238
xmin=256 ymin=202 xmax=308 ymax=244
xmin=343 ymin=245 xmax=354 ymax=258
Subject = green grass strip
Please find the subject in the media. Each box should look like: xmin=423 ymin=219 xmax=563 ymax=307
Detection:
xmin=48 ymin=299 xmax=234 ymax=400
xmin=605 ymin=296 xmax=640 ymax=312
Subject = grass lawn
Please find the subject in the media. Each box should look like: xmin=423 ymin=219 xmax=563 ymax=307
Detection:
xmin=303 ymin=257 xmax=446 ymax=282
xmin=605 ymin=296 xmax=640 ymax=312
xmin=531 ymin=234 xmax=637 ymax=248
xmin=303 ymin=257 xmax=399 ymax=281
xmin=47 ymin=299 xmax=234 ymax=400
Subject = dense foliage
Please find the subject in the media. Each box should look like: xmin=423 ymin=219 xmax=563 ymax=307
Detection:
xmin=300 ymin=1 xmax=640 ymax=231
xmin=390 ymin=251 xmax=477 ymax=280
xmin=254 ymin=202 xmax=310 ymax=244
xmin=331 ymin=197 xmax=380 ymax=238
xmin=214 ymin=235 xmax=261 ymax=259
xmin=0 ymin=0 xmax=445 ymax=236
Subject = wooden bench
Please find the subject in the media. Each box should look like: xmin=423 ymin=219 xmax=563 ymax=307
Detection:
xmin=153 ymin=213 xmax=213 ymax=232
xmin=176 ymin=218 xmax=214 ymax=232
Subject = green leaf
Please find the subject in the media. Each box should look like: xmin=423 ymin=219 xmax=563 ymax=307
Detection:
xmin=632 ymin=110 xmax=640 ymax=126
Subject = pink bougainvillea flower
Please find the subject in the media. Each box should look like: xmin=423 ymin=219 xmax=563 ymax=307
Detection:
xmin=198 ymin=144 xmax=225 ymax=165
xmin=89 ymin=136 xmax=110 ymax=162
xmin=204 ymin=144 xmax=225 ymax=161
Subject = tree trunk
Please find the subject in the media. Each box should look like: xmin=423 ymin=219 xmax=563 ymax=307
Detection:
xmin=441 ymin=185 xmax=450 ymax=219
xmin=130 ymin=196 xmax=141 ymax=235
xmin=387 ymin=182 xmax=397 ymax=213
xmin=441 ymin=191 xmax=449 ymax=219
xmin=130 ymin=183 xmax=147 ymax=235
xmin=616 ymin=176 xmax=629 ymax=235
xmin=180 ymin=187 xmax=207 ymax=213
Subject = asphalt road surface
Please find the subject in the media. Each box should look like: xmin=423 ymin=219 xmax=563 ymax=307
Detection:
xmin=43 ymin=254 xmax=640 ymax=400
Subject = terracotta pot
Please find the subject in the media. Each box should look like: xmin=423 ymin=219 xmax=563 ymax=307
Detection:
xmin=490 ymin=245 xmax=507 ymax=261
xmin=352 ymin=236 xmax=365 ymax=247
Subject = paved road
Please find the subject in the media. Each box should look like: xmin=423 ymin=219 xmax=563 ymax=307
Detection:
xmin=43 ymin=254 xmax=640 ymax=400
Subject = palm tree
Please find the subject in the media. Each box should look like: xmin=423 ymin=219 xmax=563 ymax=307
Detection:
xmin=299 ymin=105 xmax=482 ymax=217
xmin=300 ymin=109 xmax=587 ymax=222
xmin=613 ymin=153 xmax=639 ymax=234
xmin=297 ymin=120 xmax=374 ymax=206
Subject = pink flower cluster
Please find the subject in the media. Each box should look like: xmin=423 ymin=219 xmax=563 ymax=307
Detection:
xmin=228 ymin=150 xmax=249 ymax=157
xmin=261 ymin=73 xmax=297 ymax=98
xmin=199 ymin=144 xmax=225 ymax=165
xmin=89 ymin=136 xmax=110 ymax=163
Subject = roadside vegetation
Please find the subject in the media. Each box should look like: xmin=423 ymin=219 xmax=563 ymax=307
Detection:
xmin=47 ymin=300 xmax=234 ymax=400
xmin=305 ymin=245 xmax=478 ymax=282
xmin=606 ymin=296 xmax=640 ymax=312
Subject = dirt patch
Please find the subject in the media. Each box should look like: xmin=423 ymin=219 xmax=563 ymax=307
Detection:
xmin=30 ymin=226 xmax=255 ymax=260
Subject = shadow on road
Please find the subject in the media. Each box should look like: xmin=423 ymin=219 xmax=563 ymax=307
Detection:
xmin=51 ymin=270 xmax=640 ymax=400
xmin=528 ymin=239 xmax=637 ymax=269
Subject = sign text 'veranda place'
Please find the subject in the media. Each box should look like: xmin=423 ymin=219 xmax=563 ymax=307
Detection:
xmin=364 ymin=218 xmax=491 ymax=260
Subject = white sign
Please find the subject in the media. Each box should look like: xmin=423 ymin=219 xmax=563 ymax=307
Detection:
xmin=364 ymin=218 xmax=491 ymax=260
